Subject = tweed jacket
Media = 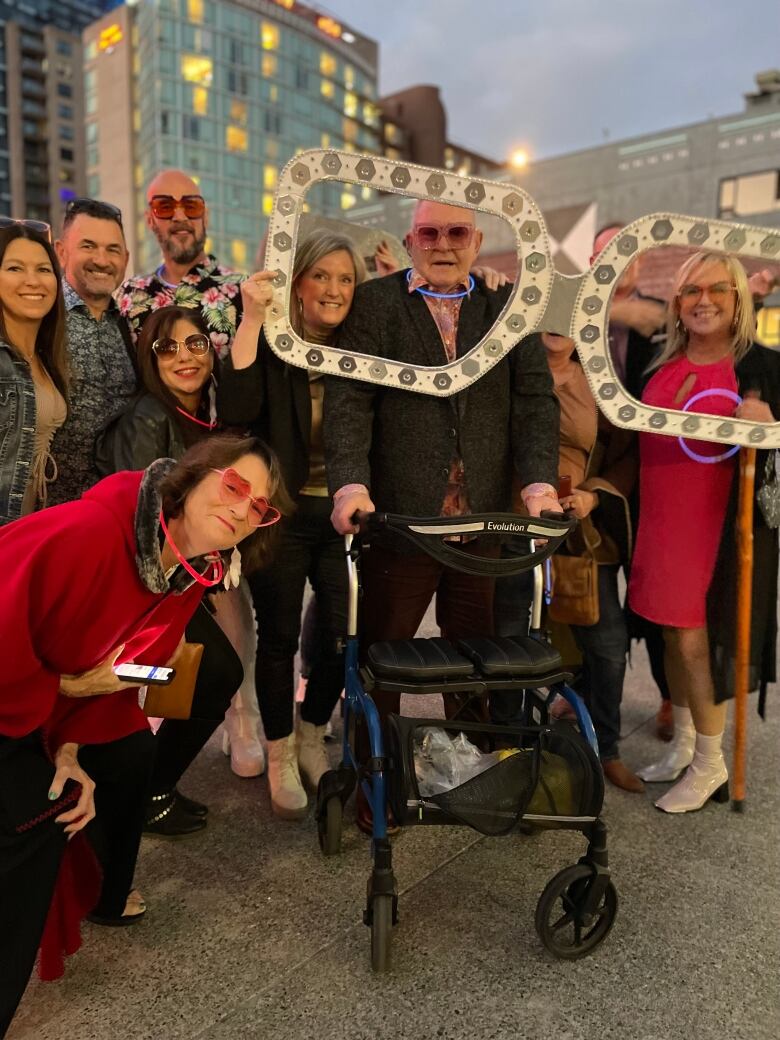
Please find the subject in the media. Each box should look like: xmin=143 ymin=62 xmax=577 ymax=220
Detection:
xmin=323 ymin=271 xmax=559 ymax=520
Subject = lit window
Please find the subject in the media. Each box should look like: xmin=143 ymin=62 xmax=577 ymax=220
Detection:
xmin=181 ymin=54 xmax=213 ymax=85
xmin=340 ymin=190 xmax=356 ymax=210
xmin=321 ymin=79 xmax=334 ymax=99
xmin=317 ymin=16 xmax=341 ymax=39
xmin=230 ymin=99 xmax=247 ymax=124
xmin=262 ymin=193 xmax=274 ymax=215
xmin=86 ymin=40 xmax=97 ymax=61
xmin=344 ymin=64 xmax=354 ymax=89
xmin=98 ymin=24 xmax=123 ymax=52
xmin=262 ymin=54 xmax=277 ymax=78
xmin=264 ymin=165 xmax=277 ymax=189
xmin=187 ymin=0 xmax=203 ymax=24
xmin=361 ymin=186 xmax=372 ymax=200
xmin=269 ymin=85 xmax=278 ymax=102
xmin=344 ymin=91 xmax=357 ymax=118
xmin=133 ymin=109 xmax=141 ymax=132
xmin=363 ymin=101 xmax=377 ymax=126
xmin=193 ymin=86 xmax=208 ymax=115
xmin=342 ymin=118 xmax=357 ymax=142
xmin=321 ymin=132 xmax=330 ymax=148
xmin=320 ymin=52 xmax=336 ymax=77
xmin=226 ymin=125 xmax=248 ymax=151
xmin=231 ymin=239 xmax=247 ymax=267
xmin=261 ymin=22 xmax=279 ymax=50
xmin=272 ymin=0 xmax=294 ymax=8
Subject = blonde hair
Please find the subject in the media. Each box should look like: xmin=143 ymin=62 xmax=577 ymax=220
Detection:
xmin=648 ymin=251 xmax=755 ymax=373
xmin=291 ymin=229 xmax=367 ymax=338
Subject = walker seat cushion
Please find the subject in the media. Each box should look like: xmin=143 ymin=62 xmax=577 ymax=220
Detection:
xmin=367 ymin=638 xmax=476 ymax=681
xmin=457 ymin=635 xmax=562 ymax=677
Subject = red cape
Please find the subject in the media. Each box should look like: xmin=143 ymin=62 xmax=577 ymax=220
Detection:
xmin=0 ymin=469 xmax=205 ymax=978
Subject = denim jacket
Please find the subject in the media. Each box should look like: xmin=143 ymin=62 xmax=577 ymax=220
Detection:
xmin=0 ymin=342 xmax=36 ymax=525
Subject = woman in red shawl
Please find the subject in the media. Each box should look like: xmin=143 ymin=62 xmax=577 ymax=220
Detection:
xmin=0 ymin=434 xmax=288 ymax=1037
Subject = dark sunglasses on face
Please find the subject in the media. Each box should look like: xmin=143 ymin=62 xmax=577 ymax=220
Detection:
xmin=212 ymin=468 xmax=281 ymax=529
xmin=152 ymin=334 xmax=212 ymax=357
xmin=412 ymin=223 xmax=475 ymax=250
xmin=0 ymin=216 xmax=52 ymax=242
xmin=149 ymin=194 xmax=206 ymax=220
xmin=64 ymin=197 xmax=123 ymax=227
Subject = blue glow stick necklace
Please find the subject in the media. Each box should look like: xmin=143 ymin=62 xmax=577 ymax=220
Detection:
xmin=407 ymin=270 xmax=475 ymax=300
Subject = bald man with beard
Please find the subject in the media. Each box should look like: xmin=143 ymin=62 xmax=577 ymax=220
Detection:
xmin=116 ymin=168 xmax=245 ymax=359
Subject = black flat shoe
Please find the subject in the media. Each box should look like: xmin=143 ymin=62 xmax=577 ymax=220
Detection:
xmin=144 ymin=792 xmax=207 ymax=838
xmin=175 ymin=789 xmax=208 ymax=816
xmin=86 ymin=907 xmax=146 ymax=927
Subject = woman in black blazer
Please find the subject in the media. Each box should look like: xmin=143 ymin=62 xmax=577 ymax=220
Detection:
xmin=218 ymin=231 xmax=367 ymax=819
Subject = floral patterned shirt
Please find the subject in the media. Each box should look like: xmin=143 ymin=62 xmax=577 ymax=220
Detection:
xmin=115 ymin=254 xmax=245 ymax=359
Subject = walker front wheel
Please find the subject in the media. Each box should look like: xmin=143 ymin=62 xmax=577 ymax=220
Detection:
xmin=370 ymin=893 xmax=393 ymax=972
xmin=317 ymin=795 xmax=342 ymax=857
xmin=535 ymin=864 xmax=617 ymax=959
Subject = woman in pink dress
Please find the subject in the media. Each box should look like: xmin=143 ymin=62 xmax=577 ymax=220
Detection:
xmin=628 ymin=251 xmax=757 ymax=813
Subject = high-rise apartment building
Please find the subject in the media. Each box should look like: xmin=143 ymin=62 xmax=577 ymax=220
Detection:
xmin=84 ymin=0 xmax=381 ymax=273
xmin=0 ymin=0 xmax=112 ymax=227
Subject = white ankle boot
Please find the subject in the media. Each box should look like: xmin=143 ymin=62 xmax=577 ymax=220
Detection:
xmin=637 ymin=734 xmax=695 ymax=782
xmin=638 ymin=706 xmax=696 ymax=782
xmin=222 ymin=691 xmax=265 ymax=778
xmin=655 ymin=731 xmax=728 ymax=813
xmin=297 ymin=720 xmax=330 ymax=790
xmin=267 ymin=734 xmax=308 ymax=819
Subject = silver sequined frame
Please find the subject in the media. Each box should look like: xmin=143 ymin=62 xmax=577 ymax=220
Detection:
xmin=264 ymin=148 xmax=780 ymax=449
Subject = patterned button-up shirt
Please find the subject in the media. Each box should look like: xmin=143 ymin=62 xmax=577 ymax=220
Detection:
xmin=407 ymin=268 xmax=470 ymax=517
xmin=48 ymin=280 xmax=138 ymax=505
xmin=116 ymin=254 xmax=245 ymax=360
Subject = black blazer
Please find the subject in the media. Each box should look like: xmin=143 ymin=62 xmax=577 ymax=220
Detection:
xmin=323 ymin=270 xmax=559 ymax=518
xmin=217 ymin=333 xmax=313 ymax=498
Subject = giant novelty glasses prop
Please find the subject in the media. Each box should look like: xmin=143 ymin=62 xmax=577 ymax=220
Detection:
xmin=262 ymin=149 xmax=780 ymax=450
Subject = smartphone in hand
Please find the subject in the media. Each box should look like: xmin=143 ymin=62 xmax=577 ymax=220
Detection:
xmin=113 ymin=664 xmax=175 ymax=685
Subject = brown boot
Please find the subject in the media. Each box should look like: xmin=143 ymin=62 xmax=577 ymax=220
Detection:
xmin=603 ymin=758 xmax=645 ymax=793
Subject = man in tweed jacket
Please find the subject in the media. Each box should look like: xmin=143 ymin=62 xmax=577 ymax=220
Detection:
xmin=323 ymin=201 xmax=560 ymax=780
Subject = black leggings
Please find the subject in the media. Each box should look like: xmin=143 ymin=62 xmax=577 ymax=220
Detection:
xmin=0 ymin=728 xmax=155 ymax=1038
xmin=149 ymin=601 xmax=243 ymax=795
xmin=250 ymin=495 xmax=348 ymax=741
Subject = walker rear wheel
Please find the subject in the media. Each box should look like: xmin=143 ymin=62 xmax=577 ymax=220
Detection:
xmin=370 ymin=893 xmax=393 ymax=972
xmin=535 ymin=863 xmax=617 ymax=959
xmin=317 ymin=795 xmax=342 ymax=857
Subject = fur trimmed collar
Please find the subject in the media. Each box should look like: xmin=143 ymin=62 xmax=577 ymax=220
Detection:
xmin=135 ymin=459 xmax=219 ymax=594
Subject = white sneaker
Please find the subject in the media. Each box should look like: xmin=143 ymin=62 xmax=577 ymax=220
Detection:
xmin=296 ymin=720 xmax=330 ymax=790
xmin=654 ymin=758 xmax=729 ymax=813
xmin=222 ymin=696 xmax=265 ymax=778
xmin=267 ymin=735 xmax=308 ymax=819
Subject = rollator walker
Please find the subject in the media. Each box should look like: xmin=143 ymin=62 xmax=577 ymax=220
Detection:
xmin=315 ymin=511 xmax=617 ymax=971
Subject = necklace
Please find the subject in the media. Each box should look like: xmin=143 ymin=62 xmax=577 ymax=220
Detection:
xmin=407 ymin=271 xmax=475 ymax=300
xmin=158 ymin=510 xmax=224 ymax=587
xmin=176 ymin=406 xmax=216 ymax=430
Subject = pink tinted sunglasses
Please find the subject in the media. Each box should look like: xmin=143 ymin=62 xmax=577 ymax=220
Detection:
xmin=212 ymin=468 xmax=281 ymax=528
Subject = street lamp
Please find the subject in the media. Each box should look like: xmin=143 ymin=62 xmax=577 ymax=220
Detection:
xmin=509 ymin=148 xmax=529 ymax=169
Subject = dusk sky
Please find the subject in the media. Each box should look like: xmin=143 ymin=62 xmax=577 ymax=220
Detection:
xmin=327 ymin=0 xmax=780 ymax=163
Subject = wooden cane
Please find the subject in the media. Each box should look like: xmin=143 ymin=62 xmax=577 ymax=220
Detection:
xmin=732 ymin=446 xmax=756 ymax=811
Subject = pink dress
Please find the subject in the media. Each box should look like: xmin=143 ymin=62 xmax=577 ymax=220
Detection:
xmin=628 ymin=354 xmax=738 ymax=628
